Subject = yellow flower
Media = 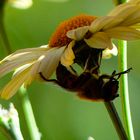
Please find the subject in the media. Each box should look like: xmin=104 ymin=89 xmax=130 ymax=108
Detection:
xmin=61 ymin=0 xmax=140 ymax=66
xmin=0 ymin=15 xmax=96 ymax=100
xmin=0 ymin=0 xmax=140 ymax=99
xmin=0 ymin=45 xmax=65 ymax=99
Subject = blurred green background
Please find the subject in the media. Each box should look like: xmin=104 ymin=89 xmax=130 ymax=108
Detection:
xmin=0 ymin=0 xmax=140 ymax=140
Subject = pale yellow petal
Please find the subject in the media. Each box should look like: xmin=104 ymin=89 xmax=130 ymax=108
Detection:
xmin=0 ymin=46 xmax=48 ymax=78
xmin=61 ymin=41 xmax=75 ymax=67
xmin=13 ymin=63 xmax=33 ymax=77
xmin=39 ymin=46 xmax=66 ymax=79
xmin=66 ymin=26 xmax=89 ymax=40
xmin=62 ymin=41 xmax=75 ymax=61
xmin=105 ymin=26 xmax=140 ymax=40
xmin=89 ymin=16 xmax=123 ymax=33
xmin=11 ymin=45 xmax=48 ymax=55
xmin=24 ymin=55 xmax=45 ymax=87
xmin=108 ymin=3 xmax=137 ymax=18
xmin=131 ymin=23 xmax=140 ymax=30
xmin=84 ymin=32 xmax=113 ymax=49
xmin=0 ymin=67 xmax=32 ymax=100
xmin=102 ymin=44 xmax=118 ymax=59
xmin=129 ymin=0 xmax=140 ymax=5
xmin=121 ymin=6 xmax=140 ymax=26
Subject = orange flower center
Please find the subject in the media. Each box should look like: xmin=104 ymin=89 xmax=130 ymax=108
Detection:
xmin=49 ymin=14 xmax=96 ymax=48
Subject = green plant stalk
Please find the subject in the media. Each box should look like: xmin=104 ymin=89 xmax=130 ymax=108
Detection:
xmin=0 ymin=125 xmax=16 ymax=140
xmin=0 ymin=4 xmax=41 ymax=140
xmin=118 ymin=40 xmax=135 ymax=140
xmin=19 ymin=87 xmax=41 ymax=140
xmin=112 ymin=1 xmax=135 ymax=140
xmin=105 ymin=102 xmax=128 ymax=140
xmin=0 ymin=3 xmax=12 ymax=54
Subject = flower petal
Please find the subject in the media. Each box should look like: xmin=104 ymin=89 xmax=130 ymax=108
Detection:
xmin=39 ymin=46 xmax=66 ymax=79
xmin=0 ymin=67 xmax=32 ymax=100
xmin=102 ymin=44 xmax=118 ymax=59
xmin=89 ymin=16 xmax=123 ymax=33
xmin=66 ymin=26 xmax=89 ymax=40
xmin=23 ymin=56 xmax=45 ymax=87
xmin=121 ymin=6 xmax=140 ymax=26
xmin=129 ymin=0 xmax=140 ymax=5
xmin=61 ymin=41 xmax=75 ymax=67
xmin=108 ymin=3 xmax=138 ymax=18
xmin=0 ymin=46 xmax=48 ymax=78
xmin=84 ymin=32 xmax=113 ymax=49
xmin=131 ymin=23 xmax=140 ymax=30
xmin=105 ymin=26 xmax=140 ymax=40
xmin=13 ymin=63 xmax=33 ymax=78
xmin=10 ymin=45 xmax=48 ymax=55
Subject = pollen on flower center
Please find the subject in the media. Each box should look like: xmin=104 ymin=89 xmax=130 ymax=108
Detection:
xmin=49 ymin=14 xmax=96 ymax=48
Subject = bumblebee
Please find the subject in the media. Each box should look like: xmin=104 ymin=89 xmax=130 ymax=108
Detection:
xmin=40 ymin=64 xmax=132 ymax=102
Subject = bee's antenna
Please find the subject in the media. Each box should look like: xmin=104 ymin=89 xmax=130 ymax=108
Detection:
xmin=114 ymin=68 xmax=132 ymax=79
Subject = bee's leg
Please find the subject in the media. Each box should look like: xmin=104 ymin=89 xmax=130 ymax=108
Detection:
xmin=67 ymin=66 xmax=78 ymax=75
xmin=39 ymin=72 xmax=60 ymax=84
xmin=111 ymin=70 xmax=116 ymax=76
xmin=90 ymin=65 xmax=100 ymax=74
xmin=84 ymin=50 xmax=102 ymax=72
xmin=83 ymin=52 xmax=100 ymax=74
xmin=83 ymin=53 xmax=91 ymax=71
xmin=99 ymin=50 xmax=102 ymax=66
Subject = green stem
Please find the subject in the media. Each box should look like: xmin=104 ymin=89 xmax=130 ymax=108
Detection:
xmin=0 ymin=3 xmax=41 ymax=140
xmin=0 ymin=3 xmax=12 ymax=54
xmin=118 ymin=40 xmax=135 ymax=140
xmin=105 ymin=102 xmax=128 ymax=140
xmin=19 ymin=87 xmax=41 ymax=140
xmin=0 ymin=125 xmax=15 ymax=140
xmin=112 ymin=1 xmax=135 ymax=140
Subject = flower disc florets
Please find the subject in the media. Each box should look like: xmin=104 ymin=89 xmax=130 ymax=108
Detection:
xmin=49 ymin=15 xmax=96 ymax=48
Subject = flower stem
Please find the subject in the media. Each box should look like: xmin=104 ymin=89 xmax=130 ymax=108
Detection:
xmin=0 ymin=3 xmax=12 ymax=54
xmin=104 ymin=102 xmax=128 ymax=140
xmin=0 ymin=4 xmax=41 ymax=140
xmin=19 ymin=87 xmax=41 ymax=140
xmin=118 ymin=40 xmax=135 ymax=140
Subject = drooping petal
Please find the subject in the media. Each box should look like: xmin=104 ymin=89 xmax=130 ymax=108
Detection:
xmin=0 ymin=46 xmax=48 ymax=78
xmin=39 ymin=46 xmax=66 ymax=79
xmin=102 ymin=44 xmax=118 ymax=59
xmin=10 ymin=45 xmax=48 ymax=55
xmin=61 ymin=41 xmax=75 ymax=67
xmin=89 ymin=16 xmax=123 ymax=33
xmin=131 ymin=23 xmax=140 ymax=30
xmin=105 ymin=26 xmax=140 ymax=40
xmin=13 ymin=63 xmax=33 ymax=78
xmin=121 ymin=6 xmax=140 ymax=26
xmin=84 ymin=32 xmax=113 ymax=49
xmin=66 ymin=26 xmax=89 ymax=41
xmin=23 ymin=56 xmax=45 ymax=87
xmin=129 ymin=0 xmax=140 ymax=5
xmin=0 ymin=66 xmax=32 ymax=100
xmin=108 ymin=3 xmax=138 ymax=18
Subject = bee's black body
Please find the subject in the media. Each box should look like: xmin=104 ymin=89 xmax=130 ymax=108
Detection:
xmin=40 ymin=64 xmax=131 ymax=102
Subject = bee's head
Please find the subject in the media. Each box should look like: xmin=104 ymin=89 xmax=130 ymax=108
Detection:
xmin=102 ymin=79 xmax=119 ymax=101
